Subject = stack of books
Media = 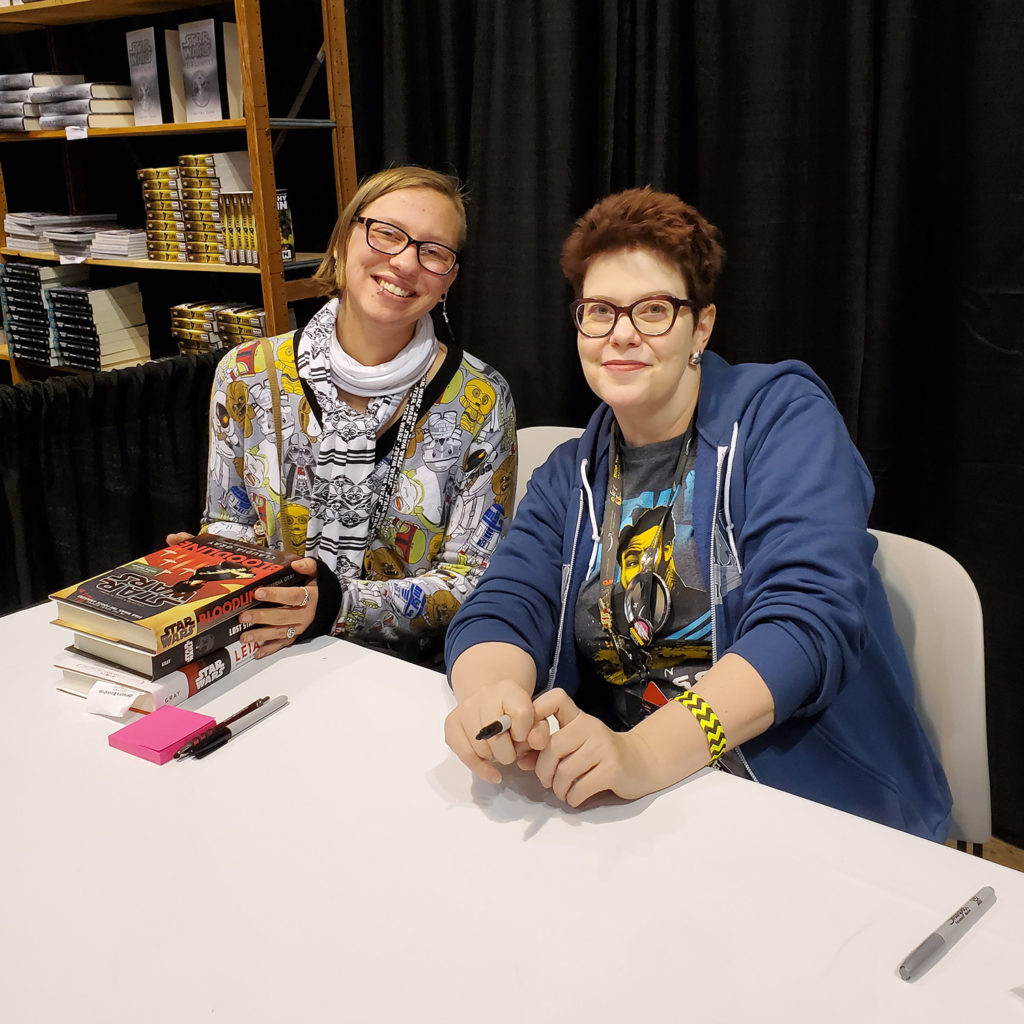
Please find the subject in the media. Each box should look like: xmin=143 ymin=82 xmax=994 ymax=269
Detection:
xmin=170 ymin=301 xmax=267 ymax=355
xmin=221 ymin=189 xmax=295 ymax=266
xmin=50 ymin=535 xmax=300 ymax=714
xmin=0 ymin=260 xmax=88 ymax=366
xmin=27 ymin=82 xmax=134 ymax=130
xmin=0 ymin=72 xmax=83 ymax=131
xmin=47 ymin=281 xmax=150 ymax=371
xmin=4 ymin=211 xmax=117 ymax=253
xmin=138 ymin=165 xmax=185 ymax=263
xmin=180 ymin=152 xmax=251 ymax=264
xmin=139 ymin=152 xmax=251 ymax=265
xmin=91 ymin=228 xmax=148 ymax=260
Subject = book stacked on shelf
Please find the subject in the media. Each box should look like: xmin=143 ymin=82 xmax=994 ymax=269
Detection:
xmin=43 ymin=220 xmax=122 ymax=259
xmin=91 ymin=228 xmax=148 ymax=260
xmin=221 ymin=190 xmax=295 ymax=266
xmin=48 ymin=281 xmax=149 ymax=371
xmin=0 ymin=73 xmax=83 ymax=130
xmin=138 ymin=165 xmax=185 ymax=262
xmin=0 ymin=260 xmax=88 ymax=366
xmin=50 ymin=535 xmax=298 ymax=713
xmin=26 ymin=82 xmax=134 ymax=129
xmin=3 ymin=210 xmax=116 ymax=253
xmin=170 ymin=301 xmax=267 ymax=355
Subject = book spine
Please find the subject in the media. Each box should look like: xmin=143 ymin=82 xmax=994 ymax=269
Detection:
xmin=174 ymin=638 xmax=261 ymax=696
xmin=245 ymin=194 xmax=256 ymax=265
xmin=62 ymin=638 xmax=260 ymax=708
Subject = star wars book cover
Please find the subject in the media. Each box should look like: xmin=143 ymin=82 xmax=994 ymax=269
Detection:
xmin=50 ymin=535 xmax=299 ymax=652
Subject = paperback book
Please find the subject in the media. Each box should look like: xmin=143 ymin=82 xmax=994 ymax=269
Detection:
xmin=50 ymin=534 xmax=299 ymax=653
xmin=125 ymin=26 xmax=170 ymax=126
xmin=178 ymin=18 xmax=241 ymax=122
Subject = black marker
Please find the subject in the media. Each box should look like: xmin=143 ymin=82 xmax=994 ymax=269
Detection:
xmin=192 ymin=695 xmax=289 ymax=760
xmin=174 ymin=696 xmax=271 ymax=759
xmin=475 ymin=714 xmax=512 ymax=741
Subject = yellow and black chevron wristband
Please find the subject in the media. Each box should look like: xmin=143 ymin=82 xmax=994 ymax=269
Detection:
xmin=674 ymin=691 xmax=727 ymax=764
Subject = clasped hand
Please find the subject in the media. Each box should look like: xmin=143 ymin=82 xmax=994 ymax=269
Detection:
xmin=165 ymin=532 xmax=319 ymax=657
xmin=445 ymin=684 xmax=661 ymax=807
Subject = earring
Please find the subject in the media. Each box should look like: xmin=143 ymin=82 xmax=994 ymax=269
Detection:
xmin=689 ymin=350 xmax=703 ymax=367
xmin=439 ymin=292 xmax=450 ymax=326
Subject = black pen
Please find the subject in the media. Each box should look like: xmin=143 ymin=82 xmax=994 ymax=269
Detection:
xmin=192 ymin=695 xmax=289 ymax=760
xmin=174 ymin=696 xmax=271 ymax=760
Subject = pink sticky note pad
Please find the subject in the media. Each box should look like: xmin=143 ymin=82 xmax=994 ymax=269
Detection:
xmin=108 ymin=706 xmax=217 ymax=765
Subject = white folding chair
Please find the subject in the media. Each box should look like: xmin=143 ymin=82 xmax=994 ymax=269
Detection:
xmin=514 ymin=425 xmax=584 ymax=514
xmin=869 ymin=529 xmax=991 ymax=854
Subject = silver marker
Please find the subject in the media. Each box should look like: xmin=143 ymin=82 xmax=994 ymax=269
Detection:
xmin=898 ymin=885 xmax=996 ymax=981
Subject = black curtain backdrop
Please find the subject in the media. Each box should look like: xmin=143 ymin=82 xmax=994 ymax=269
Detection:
xmin=345 ymin=1 xmax=1024 ymax=842
xmin=0 ymin=354 xmax=218 ymax=613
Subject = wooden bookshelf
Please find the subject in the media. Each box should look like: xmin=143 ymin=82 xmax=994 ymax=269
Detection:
xmin=0 ymin=0 xmax=357 ymax=385
xmin=1 ymin=245 xmax=323 ymax=272
xmin=0 ymin=1 xmax=210 ymax=35
xmin=0 ymin=118 xmax=248 ymax=141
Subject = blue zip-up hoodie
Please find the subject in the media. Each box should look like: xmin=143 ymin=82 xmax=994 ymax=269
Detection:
xmin=446 ymin=352 xmax=952 ymax=841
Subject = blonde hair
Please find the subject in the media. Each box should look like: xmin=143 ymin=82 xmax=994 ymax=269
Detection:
xmin=311 ymin=166 xmax=468 ymax=296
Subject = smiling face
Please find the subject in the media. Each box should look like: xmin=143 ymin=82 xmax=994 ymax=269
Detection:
xmin=577 ymin=248 xmax=716 ymax=446
xmin=340 ymin=187 xmax=461 ymax=363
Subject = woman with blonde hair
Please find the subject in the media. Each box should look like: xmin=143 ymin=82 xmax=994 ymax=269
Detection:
xmin=188 ymin=166 xmax=516 ymax=664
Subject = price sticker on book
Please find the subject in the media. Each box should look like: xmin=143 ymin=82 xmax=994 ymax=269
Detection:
xmin=65 ymin=126 xmax=88 ymax=140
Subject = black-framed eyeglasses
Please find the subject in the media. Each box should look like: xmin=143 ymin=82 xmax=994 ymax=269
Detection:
xmin=571 ymin=295 xmax=699 ymax=338
xmin=353 ymin=216 xmax=459 ymax=275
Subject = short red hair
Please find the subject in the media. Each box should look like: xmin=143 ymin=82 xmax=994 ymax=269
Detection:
xmin=561 ymin=187 xmax=725 ymax=307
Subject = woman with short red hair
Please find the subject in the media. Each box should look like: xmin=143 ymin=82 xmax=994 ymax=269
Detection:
xmin=443 ymin=186 xmax=952 ymax=840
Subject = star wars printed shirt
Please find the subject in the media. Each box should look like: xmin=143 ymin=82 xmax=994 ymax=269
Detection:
xmin=575 ymin=432 xmax=712 ymax=729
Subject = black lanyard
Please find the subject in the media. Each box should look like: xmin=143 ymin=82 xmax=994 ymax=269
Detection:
xmin=596 ymin=420 xmax=694 ymax=685
xmin=367 ymin=371 xmax=429 ymax=541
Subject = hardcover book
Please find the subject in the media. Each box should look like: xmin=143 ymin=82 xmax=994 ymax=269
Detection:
xmin=0 ymin=72 xmax=84 ymax=90
xmin=26 ymin=82 xmax=132 ymax=102
xmin=40 ymin=98 xmax=134 ymax=115
xmin=0 ymin=115 xmax=38 ymax=130
xmin=0 ymin=100 xmax=39 ymax=115
xmin=38 ymin=112 xmax=135 ymax=129
xmin=56 ymin=637 xmax=260 ymax=712
xmin=50 ymin=535 xmax=299 ymax=652
xmin=72 ymin=611 xmax=248 ymax=678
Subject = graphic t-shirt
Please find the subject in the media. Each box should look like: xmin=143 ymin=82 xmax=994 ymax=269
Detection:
xmin=575 ymin=431 xmax=713 ymax=729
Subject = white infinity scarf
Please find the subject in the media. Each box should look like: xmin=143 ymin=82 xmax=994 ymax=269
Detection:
xmin=329 ymin=299 xmax=438 ymax=397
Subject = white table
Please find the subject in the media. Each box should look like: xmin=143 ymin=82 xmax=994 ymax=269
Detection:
xmin=3 ymin=602 xmax=1024 ymax=1023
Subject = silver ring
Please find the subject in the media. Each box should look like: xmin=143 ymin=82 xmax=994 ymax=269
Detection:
xmin=286 ymin=626 xmax=296 ymax=639
xmin=299 ymin=587 xmax=310 ymax=608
